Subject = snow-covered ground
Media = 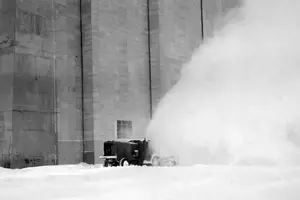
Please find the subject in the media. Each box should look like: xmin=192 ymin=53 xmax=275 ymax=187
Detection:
xmin=1 ymin=164 xmax=299 ymax=200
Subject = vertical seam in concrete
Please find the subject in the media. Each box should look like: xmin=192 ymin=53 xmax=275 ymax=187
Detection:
xmin=79 ymin=0 xmax=85 ymax=162
xmin=146 ymin=0 xmax=153 ymax=119
xmin=52 ymin=0 xmax=59 ymax=165
xmin=11 ymin=0 xmax=17 ymax=162
xmin=200 ymin=0 xmax=204 ymax=40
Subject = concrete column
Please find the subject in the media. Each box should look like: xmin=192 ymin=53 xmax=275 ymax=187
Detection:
xmin=54 ymin=0 xmax=83 ymax=165
xmin=81 ymin=0 xmax=95 ymax=164
xmin=151 ymin=0 xmax=203 ymax=104
xmin=151 ymin=0 xmax=240 ymax=103
xmin=81 ymin=0 xmax=152 ymax=163
xmin=148 ymin=0 xmax=162 ymax=113
xmin=0 ymin=0 xmax=15 ymax=168
xmin=0 ymin=0 xmax=83 ymax=168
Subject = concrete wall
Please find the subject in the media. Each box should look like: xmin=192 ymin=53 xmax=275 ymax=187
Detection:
xmin=54 ymin=0 xmax=82 ymax=165
xmin=148 ymin=0 xmax=203 ymax=112
xmin=0 ymin=0 xmax=242 ymax=167
xmin=82 ymin=0 xmax=151 ymax=163
xmin=0 ymin=0 xmax=15 ymax=167
xmin=152 ymin=0 xmax=241 ymax=101
xmin=12 ymin=0 xmax=57 ymax=167
xmin=0 ymin=0 xmax=83 ymax=167
xmin=203 ymin=0 xmax=241 ymax=38
xmin=158 ymin=0 xmax=203 ymax=96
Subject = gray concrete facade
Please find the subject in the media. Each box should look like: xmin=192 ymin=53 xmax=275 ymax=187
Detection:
xmin=0 ymin=0 xmax=240 ymax=168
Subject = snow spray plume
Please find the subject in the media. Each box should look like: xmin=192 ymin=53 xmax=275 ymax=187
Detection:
xmin=146 ymin=0 xmax=300 ymax=166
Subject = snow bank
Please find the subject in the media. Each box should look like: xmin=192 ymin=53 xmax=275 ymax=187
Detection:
xmin=0 ymin=165 xmax=300 ymax=200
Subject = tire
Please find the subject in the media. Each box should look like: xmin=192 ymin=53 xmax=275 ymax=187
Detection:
xmin=104 ymin=159 xmax=116 ymax=167
xmin=103 ymin=159 xmax=109 ymax=167
xmin=104 ymin=159 xmax=115 ymax=167
xmin=119 ymin=158 xmax=130 ymax=167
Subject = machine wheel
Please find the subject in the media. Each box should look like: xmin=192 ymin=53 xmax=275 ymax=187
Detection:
xmin=103 ymin=159 xmax=110 ymax=167
xmin=119 ymin=158 xmax=130 ymax=166
xmin=104 ymin=159 xmax=116 ymax=167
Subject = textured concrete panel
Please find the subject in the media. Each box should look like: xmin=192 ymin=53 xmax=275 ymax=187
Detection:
xmin=11 ymin=110 xmax=56 ymax=167
xmin=0 ymin=0 xmax=15 ymax=166
xmin=58 ymin=140 xmax=82 ymax=164
xmin=0 ymin=0 xmax=83 ymax=167
xmin=0 ymin=53 xmax=14 ymax=74
xmin=14 ymin=53 xmax=36 ymax=76
xmin=0 ymin=0 xmax=16 ymax=12
xmin=0 ymin=74 xmax=14 ymax=111
xmin=203 ymin=0 xmax=241 ymax=38
xmin=80 ymin=0 xmax=94 ymax=158
xmin=55 ymin=56 xmax=82 ymax=142
xmin=82 ymin=0 xmax=151 ymax=163
xmin=0 ymin=110 xmax=13 ymax=167
xmin=157 ymin=0 xmax=202 ymax=95
xmin=202 ymin=0 xmax=222 ymax=38
xmin=55 ymin=0 xmax=80 ymax=20
xmin=15 ymin=8 xmax=54 ymax=55
xmin=0 ymin=53 xmax=14 ymax=119
xmin=16 ymin=0 xmax=54 ymax=19
xmin=55 ymin=30 xmax=81 ymax=56
xmin=13 ymin=73 xmax=54 ymax=112
xmin=148 ymin=0 xmax=162 ymax=112
xmin=54 ymin=0 xmax=83 ymax=163
xmin=0 ymin=3 xmax=15 ymax=51
xmin=152 ymin=0 xmax=239 ymax=104
xmin=220 ymin=0 xmax=241 ymax=14
xmin=93 ymin=139 xmax=103 ymax=164
xmin=0 ymin=0 xmax=235 ymax=168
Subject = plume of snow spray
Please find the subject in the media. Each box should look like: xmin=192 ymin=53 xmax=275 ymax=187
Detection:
xmin=146 ymin=0 xmax=300 ymax=166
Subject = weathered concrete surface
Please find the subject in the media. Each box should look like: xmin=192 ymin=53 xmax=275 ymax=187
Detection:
xmin=203 ymin=0 xmax=241 ymax=38
xmin=157 ymin=0 xmax=203 ymax=97
xmin=81 ymin=0 xmax=95 ymax=164
xmin=151 ymin=0 xmax=241 ymax=103
xmin=146 ymin=0 xmax=203 ymax=113
xmin=0 ymin=0 xmax=16 ymax=167
xmin=148 ymin=0 xmax=161 ymax=112
xmin=0 ymin=0 xmax=242 ymax=167
xmin=82 ymin=0 xmax=151 ymax=163
xmin=0 ymin=0 xmax=83 ymax=167
xmin=53 ymin=0 xmax=83 ymax=164
xmin=12 ymin=0 xmax=58 ymax=167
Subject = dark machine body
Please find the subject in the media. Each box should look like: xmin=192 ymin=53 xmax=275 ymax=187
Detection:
xmin=100 ymin=138 xmax=176 ymax=167
xmin=100 ymin=139 xmax=152 ymax=167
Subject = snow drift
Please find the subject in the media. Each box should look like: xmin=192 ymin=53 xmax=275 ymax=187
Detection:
xmin=1 ymin=164 xmax=300 ymax=200
xmin=146 ymin=0 xmax=300 ymax=166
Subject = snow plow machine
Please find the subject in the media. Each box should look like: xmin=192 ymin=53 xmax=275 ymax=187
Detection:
xmin=99 ymin=138 xmax=177 ymax=167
